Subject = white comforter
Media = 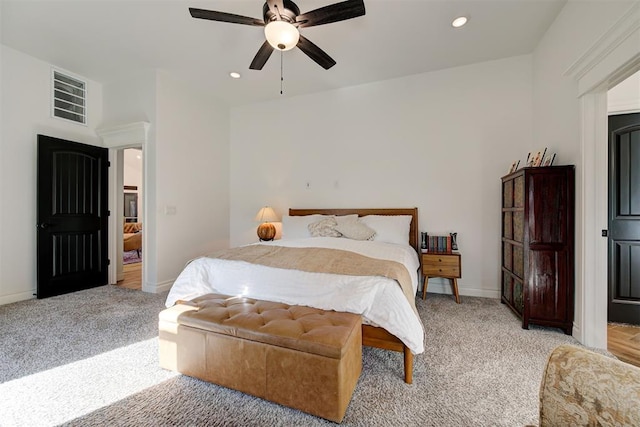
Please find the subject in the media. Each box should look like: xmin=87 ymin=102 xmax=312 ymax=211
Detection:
xmin=165 ymin=237 xmax=425 ymax=354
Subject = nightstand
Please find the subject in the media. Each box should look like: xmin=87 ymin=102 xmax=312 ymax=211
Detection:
xmin=421 ymin=252 xmax=462 ymax=303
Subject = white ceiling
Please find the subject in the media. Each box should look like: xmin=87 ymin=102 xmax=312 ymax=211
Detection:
xmin=0 ymin=0 xmax=566 ymax=107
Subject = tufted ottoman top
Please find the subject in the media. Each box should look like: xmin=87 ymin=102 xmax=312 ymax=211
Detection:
xmin=166 ymin=293 xmax=362 ymax=359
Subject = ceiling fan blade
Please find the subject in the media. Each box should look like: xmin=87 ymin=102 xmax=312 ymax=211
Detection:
xmin=250 ymin=41 xmax=275 ymax=70
xmin=296 ymin=0 xmax=365 ymax=28
xmin=296 ymin=35 xmax=336 ymax=70
xmin=266 ymin=0 xmax=285 ymax=18
xmin=189 ymin=8 xmax=264 ymax=26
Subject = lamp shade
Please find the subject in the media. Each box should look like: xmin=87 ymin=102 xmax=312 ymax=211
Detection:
xmin=264 ymin=21 xmax=300 ymax=51
xmin=255 ymin=206 xmax=278 ymax=223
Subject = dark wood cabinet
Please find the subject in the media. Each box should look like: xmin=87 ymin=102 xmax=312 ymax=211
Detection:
xmin=501 ymin=166 xmax=575 ymax=334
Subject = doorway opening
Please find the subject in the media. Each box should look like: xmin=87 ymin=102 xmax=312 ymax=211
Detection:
xmin=606 ymin=70 xmax=640 ymax=367
xmin=118 ymin=147 xmax=143 ymax=290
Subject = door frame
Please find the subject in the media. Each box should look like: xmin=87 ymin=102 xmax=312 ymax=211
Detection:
xmin=566 ymin=2 xmax=640 ymax=348
xmin=96 ymin=122 xmax=150 ymax=288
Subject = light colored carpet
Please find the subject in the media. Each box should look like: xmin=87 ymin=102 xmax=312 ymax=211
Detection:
xmin=0 ymin=285 xmax=589 ymax=426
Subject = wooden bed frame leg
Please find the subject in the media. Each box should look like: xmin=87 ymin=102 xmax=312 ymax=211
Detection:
xmin=403 ymin=345 xmax=413 ymax=384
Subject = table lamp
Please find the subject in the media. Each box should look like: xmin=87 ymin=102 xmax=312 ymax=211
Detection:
xmin=255 ymin=206 xmax=278 ymax=241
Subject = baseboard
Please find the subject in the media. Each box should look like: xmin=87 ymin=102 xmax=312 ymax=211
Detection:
xmin=423 ymin=279 xmax=500 ymax=299
xmin=0 ymin=290 xmax=36 ymax=306
xmin=142 ymin=278 xmax=174 ymax=294
xmin=572 ymin=322 xmax=580 ymax=341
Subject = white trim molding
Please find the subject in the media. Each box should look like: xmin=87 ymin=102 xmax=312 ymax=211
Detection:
xmin=608 ymin=100 xmax=640 ymax=115
xmin=97 ymin=121 xmax=150 ymax=149
xmin=97 ymin=121 xmax=151 ymax=291
xmin=578 ymin=92 xmax=609 ymax=349
xmin=565 ymin=2 xmax=640 ymax=95
xmin=150 ymin=279 xmax=174 ymax=294
xmin=424 ymin=279 xmax=500 ymax=300
xmin=0 ymin=290 xmax=37 ymax=306
xmin=568 ymin=1 xmax=640 ymax=349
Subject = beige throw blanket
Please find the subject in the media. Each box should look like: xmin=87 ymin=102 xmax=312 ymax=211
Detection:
xmin=207 ymin=245 xmax=419 ymax=316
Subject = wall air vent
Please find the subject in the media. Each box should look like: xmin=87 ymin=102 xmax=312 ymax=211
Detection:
xmin=52 ymin=69 xmax=86 ymax=125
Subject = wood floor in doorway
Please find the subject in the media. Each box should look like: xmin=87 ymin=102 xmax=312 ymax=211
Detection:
xmin=118 ymin=262 xmax=141 ymax=290
xmin=608 ymin=323 xmax=640 ymax=368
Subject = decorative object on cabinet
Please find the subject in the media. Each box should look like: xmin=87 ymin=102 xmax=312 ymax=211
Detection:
xmin=255 ymin=206 xmax=279 ymax=241
xmin=542 ymin=153 xmax=556 ymax=166
xmin=508 ymin=160 xmax=520 ymax=174
xmin=421 ymin=252 xmax=462 ymax=303
xmin=501 ymin=166 xmax=575 ymax=334
xmin=525 ymin=152 xmax=534 ymax=167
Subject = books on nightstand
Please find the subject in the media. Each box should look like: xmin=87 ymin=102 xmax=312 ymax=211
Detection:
xmin=422 ymin=234 xmax=453 ymax=253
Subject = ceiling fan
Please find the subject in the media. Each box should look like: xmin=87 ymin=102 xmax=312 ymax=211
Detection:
xmin=189 ymin=0 xmax=365 ymax=70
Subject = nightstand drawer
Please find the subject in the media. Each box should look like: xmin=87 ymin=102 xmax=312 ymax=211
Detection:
xmin=422 ymin=254 xmax=461 ymax=277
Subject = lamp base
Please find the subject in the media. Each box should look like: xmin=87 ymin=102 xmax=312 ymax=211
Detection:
xmin=257 ymin=223 xmax=276 ymax=241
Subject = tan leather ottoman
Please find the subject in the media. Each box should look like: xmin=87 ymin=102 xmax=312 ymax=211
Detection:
xmin=159 ymin=293 xmax=362 ymax=423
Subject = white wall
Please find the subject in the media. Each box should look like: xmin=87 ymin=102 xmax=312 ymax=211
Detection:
xmin=230 ymin=55 xmax=533 ymax=298
xmin=532 ymin=0 xmax=639 ymax=340
xmin=0 ymin=44 xmax=103 ymax=304
xmin=153 ymin=71 xmax=230 ymax=289
xmin=102 ymin=70 xmax=231 ymax=292
xmin=102 ymin=69 xmax=158 ymax=287
xmin=608 ymin=69 xmax=640 ymax=114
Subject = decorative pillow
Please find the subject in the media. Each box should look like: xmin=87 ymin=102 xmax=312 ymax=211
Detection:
xmin=334 ymin=214 xmax=359 ymax=226
xmin=308 ymin=217 xmax=342 ymax=237
xmin=360 ymin=215 xmax=412 ymax=245
xmin=334 ymin=221 xmax=376 ymax=241
xmin=281 ymin=214 xmax=325 ymax=239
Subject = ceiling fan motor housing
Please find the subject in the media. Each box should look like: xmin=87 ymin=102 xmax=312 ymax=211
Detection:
xmin=263 ymin=0 xmax=300 ymax=24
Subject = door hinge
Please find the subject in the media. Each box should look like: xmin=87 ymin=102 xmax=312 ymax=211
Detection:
xmin=107 ymin=161 xmax=111 ymax=167
xmin=107 ymin=259 xmax=111 ymax=265
xmin=602 ymin=229 xmax=608 ymax=237
xmin=108 ymin=210 xmax=111 ymax=216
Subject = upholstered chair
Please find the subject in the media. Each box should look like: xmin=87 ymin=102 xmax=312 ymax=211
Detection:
xmin=538 ymin=344 xmax=640 ymax=426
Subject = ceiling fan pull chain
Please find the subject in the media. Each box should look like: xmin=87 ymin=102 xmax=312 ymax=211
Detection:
xmin=280 ymin=50 xmax=284 ymax=95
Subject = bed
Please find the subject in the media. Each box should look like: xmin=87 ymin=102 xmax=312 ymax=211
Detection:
xmin=166 ymin=208 xmax=423 ymax=383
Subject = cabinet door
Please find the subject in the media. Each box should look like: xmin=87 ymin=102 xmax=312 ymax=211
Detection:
xmin=528 ymin=173 xmax=569 ymax=245
xmin=528 ymin=250 xmax=569 ymax=321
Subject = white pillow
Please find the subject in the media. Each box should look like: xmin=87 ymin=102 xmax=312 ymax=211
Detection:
xmin=281 ymin=214 xmax=324 ymax=239
xmin=359 ymin=215 xmax=412 ymax=245
xmin=334 ymin=221 xmax=376 ymax=241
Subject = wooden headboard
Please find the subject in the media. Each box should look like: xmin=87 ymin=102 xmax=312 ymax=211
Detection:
xmin=289 ymin=208 xmax=420 ymax=254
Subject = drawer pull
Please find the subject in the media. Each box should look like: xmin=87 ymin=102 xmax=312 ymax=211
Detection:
xmin=439 ymin=269 xmax=442 ymax=272
xmin=438 ymin=258 xmax=442 ymax=262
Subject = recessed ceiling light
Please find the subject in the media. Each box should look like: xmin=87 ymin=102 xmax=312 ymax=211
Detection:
xmin=229 ymin=72 xmax=241 ymax=79
xmin=452 ymin=16 xmax=468 ymax=28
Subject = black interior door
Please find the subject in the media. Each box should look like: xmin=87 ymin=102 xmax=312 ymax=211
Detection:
xmin=37 ymin=134 xmax=109 ymax=298
xmin=608 ymin=113 xmax=640 ymax=325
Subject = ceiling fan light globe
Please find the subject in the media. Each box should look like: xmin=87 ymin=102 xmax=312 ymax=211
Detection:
xmin=264 ymin=21 xmax=299 ymax=51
